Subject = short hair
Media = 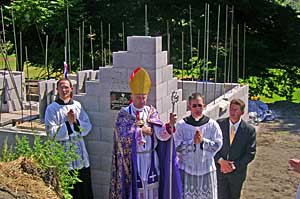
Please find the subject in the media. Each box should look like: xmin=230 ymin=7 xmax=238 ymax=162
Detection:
xmin=56 ymin=78 xmax=73 ymax=99
xmin=230 ymin=99 xmax=245 ymax=112
xmin=57 ymin=78 xmax=73 ymax=88
xmin=188 ymin=93 xmax=204 ymax=104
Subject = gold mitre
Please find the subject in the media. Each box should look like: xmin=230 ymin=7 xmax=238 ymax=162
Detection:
xmin=129 ymin=67 xmax=151 ymax=94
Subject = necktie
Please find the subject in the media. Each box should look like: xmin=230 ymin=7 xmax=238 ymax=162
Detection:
xmin=230 ymin=125 xmax=235 ymax=145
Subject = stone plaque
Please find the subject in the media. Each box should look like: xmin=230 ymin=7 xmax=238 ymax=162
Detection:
xmin=110 ymin=92 xmax=131 ymax=110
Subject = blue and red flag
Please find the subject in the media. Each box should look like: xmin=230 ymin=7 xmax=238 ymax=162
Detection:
xmin=64 ymin=61 xmax=68 ymax=78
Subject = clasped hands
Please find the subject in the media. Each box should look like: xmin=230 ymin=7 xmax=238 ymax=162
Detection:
xmin=193 ymin=129 xmax=203 ymax=144
xmin=67 ymin=109 xmax=77 ymax=124
xmin=218 ymin=159 xmax=236 ymax=174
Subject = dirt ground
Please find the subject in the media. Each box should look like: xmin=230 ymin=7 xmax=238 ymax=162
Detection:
xmin=242 ymin=101 xmax=300 ymax=199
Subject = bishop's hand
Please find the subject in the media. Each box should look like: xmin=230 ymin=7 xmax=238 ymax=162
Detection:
xmin=169 ymin=112 xmax=177 ymax=127
xmin=141 ymin=125 xmax=153 ymax=136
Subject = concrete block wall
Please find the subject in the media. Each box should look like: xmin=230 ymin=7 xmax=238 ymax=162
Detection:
xmin=204 ymin=85 xmax=249 ymax=120
xmin=178 ymin=80 xmax=238 ymax=104
xmin=38 ymin=79 xmax=56 ymax=121
xmin=77 ymin=70 xmax=99 ymax=94
xmin=177 ymin=80 xmax=249 ymax=120
xmin=113 ymin=36 xmax=187 ymax=122
xmin=0 ymin=71 xmax=25 ymax=112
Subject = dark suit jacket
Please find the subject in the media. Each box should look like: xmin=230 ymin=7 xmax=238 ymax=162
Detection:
xmin=215 ymin=117 xmax=256 ymax=174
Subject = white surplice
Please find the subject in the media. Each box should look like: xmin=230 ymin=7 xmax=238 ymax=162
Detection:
xmin=174 ymin=115 xmax=223 ymax=199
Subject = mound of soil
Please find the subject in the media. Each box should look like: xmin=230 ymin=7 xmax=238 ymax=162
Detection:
xmin=0 ymin=157 xmax=61 ymax=199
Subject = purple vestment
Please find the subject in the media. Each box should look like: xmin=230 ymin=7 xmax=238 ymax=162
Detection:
xmin=109 ymin=106 xmax=182 ymax=199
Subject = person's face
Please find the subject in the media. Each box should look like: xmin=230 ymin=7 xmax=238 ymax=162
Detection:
xmin=189 ymin=97 xmax=206 ymax=117
xmin=57 ymin=80 xmax=73 ymax=100
xmin=131 ymin=94 xmax=148 ymax=109
xmin=229 ymin=103 xmax=244 ymax=123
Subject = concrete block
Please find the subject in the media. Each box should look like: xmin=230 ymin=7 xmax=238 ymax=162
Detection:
xmin=111 ymin=68 xmax=129 ymax=84
xmin=100 ymin=185 xmax=110 ymax=199
xmin=74 ymin=94 xmax=100 ymax=112
xmin=113 ymin=51 xmax=167 ymax=70
xmin=85 ymin=126 xmax=101 ymax=141
xmin=91 ymin=184 xmax=101 ymax=199
xmin=100 ymin=115 xmax=115 ymax=128
xmin=89 ymin=111 xmax=114 ymax=128
xmin=147 ymin=67 xmax=163 ymax=86
xmin=46 ymin=81 xmax=55 ymax=105
xmin=76 ymin=72 xmax=86 ymax=91
xmin=99 ymin=66 xmax=113 ymax=83
xmin=11 ymin=98 xmax=21 ymax=111
xmin=162 ymin=64 xmax=174 ymax=82
xmin=91 ymin=184 xmax=109 ymax=199
xmin=85 ymin=81 xmax=102 ymax=97
xmin=89 ymin=154 xmax=101 ymax=170
xmin=101 ymin=156 xmax=112 ymax=172
xmin=127 ymin=36 xmax=162 ymax=54
xmin=77 ymin=71 xmax=88 ymax=93
xmin=204 ymin=104 xmax=220 ymax=120
xmin=91 ymin=170 xmax=111 ymax=186
xmin=177 ymin=100 xmax=189 ymax=119
xmin=155 ymin=81 xmax=168 ymax=100
xmin=86 ymin=70 xmax=94 ymax=80
xmin=111 ymin=83 xmax=130 ymax=93
xmin=100 ymin=127 xmax=114 ymax=143
xmin=89 ymin=112 xmax=106 ymax=127
xmin=141 ymin=51 xmax=167 ymax=69
xmin=87 ymin=141 xmax=112 ymax=157
xmin=112 ymin=51 xmax=138 ymax=68
xmin=167 ymin=77 xmax=178 ymax=96
xmin=156 ymin=98 xmax=163 ymax=113
xmin=99 ymin=95 xmax=111 ymax=112
xmin=38 ymin=81 xmax=47 ymax=120
xmin=89 ymin=71 xmax=98 ymax=80
xmin=162 ymin=95 xmax=173 ymax=113
xmin=177 ymin=89 xmax=183 ymax=102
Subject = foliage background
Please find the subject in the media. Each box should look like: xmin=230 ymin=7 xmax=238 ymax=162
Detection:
xmin=1 ymin=0 xmax=300 ymax=99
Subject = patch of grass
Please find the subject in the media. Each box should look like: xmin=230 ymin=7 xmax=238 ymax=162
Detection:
xmin=0 ymin=54 xmax=17 ymax=71
xmin=23 ymin=63 xmax=62 ymax=80
xmin=260 ymin=94 xmax=283 ymax=104
xmin=0 ymin=55 xmax=63 ymax=80
xmin=290 ymin=89 xmax=299 ymax=102
xmin=260 ymin=88 xmax=300 ymax=103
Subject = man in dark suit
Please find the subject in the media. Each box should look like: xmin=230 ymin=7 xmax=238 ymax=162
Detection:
xmin=215 ymin=99 xmax=256 ymax=199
